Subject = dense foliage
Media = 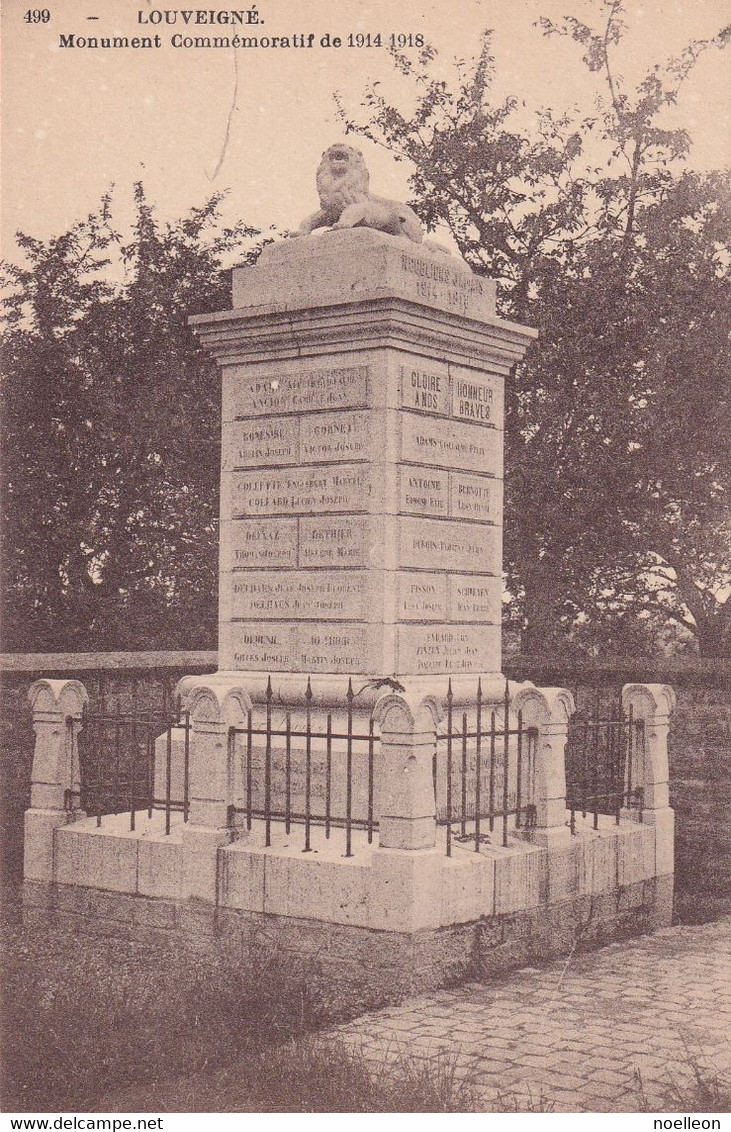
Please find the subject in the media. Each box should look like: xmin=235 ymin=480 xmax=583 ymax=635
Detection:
xmin=338 ymin=1 xmax=730 ymax=656
xmin=1 ymin=188 xmax=262 ymax=650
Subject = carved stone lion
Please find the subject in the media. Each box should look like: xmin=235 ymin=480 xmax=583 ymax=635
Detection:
xmin=296 ymin=144 xmax=428 ymax=245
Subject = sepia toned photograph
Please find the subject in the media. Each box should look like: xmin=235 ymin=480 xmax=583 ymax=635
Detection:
xmin=1 ymin=0 xmax=729 ymax=1118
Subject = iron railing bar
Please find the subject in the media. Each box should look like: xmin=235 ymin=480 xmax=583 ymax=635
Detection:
xmin=325 ymin=713 xmax=332 ymax=840
xmin=515 ymin=708 xmax=523 ymax=828
xmin=227 ymin=808 xmax=379 ymax=831
xmin=502 ymin=680 xmax=509 ymax=847
xmin=183 ymin=709 xmax=190 ymax=823
xmin=489 ymin=709 xmax=496 ymax=834
xmin=592 ymin=695 xmax=600 ymax=830
xmin=304 ymin=679 xmax=312 ymax=853
xmin=367 ymin=716 xmax=375 ymax=845
xmin=446 ymin=680 xmax=453 ymax=857
xmin=114 ymin=718 xmax=121 ymax=816
xmin=345 ymin=679 xmax=353 ymax=858
xmin=460 ymin=711 xmax=468 ymax=837
xmin=285 ymin=713 xmax=292 ymax=836
xmin=146 ymin=706 xmax=155 ymax=821
xmin=164 ymin=717 xmax=172 ymax=835
xmin=265 ymin=677 xmax=272 ymax=848
xmin=246 ymin=709 xmax=253 ymax=832
xmin=228 ymin=725 xmax=376 ymax=743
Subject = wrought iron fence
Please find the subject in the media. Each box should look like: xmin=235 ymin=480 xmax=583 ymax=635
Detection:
xmin=67 ymin=697 xmax=191 ymax=833
xmin=226 ymin=677 xmax=378 ymax=857
xmin=565 ymin=698 xmax=645 ymax=832
xmin=434 ymin=679 xmax=539 ymax=856
xmin=60 ymin=675 xmax=647 ymax=852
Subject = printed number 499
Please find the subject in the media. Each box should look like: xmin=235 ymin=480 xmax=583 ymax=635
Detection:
xmin=24 ymin=9 xmax=51 ymax=22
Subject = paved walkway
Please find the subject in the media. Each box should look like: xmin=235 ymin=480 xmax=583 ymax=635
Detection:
xmin=332 ymin=919 xmax=731 ymax=1112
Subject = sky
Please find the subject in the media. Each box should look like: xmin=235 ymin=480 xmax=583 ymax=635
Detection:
xmin=2 ymin=0 xmax=730 ymax=257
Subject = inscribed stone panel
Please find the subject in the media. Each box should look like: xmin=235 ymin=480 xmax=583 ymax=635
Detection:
xmin=399 ymin=517 xmax=500 ymax=574
xmin=400 ymin=413 xmax=502 ymax=475
xmin=227 ymin=365 xmax=369 ymax=419
xmin=299 ymin=411 xmax=371 ymax=462
xmin=448 ymin=575 xmax=502 ymax=623
xmin=228 ymin=624 xmax=297 ymax=670
xmin=398 ymin=467 xmax=449 ymax=517
xmin=399 ymin=363 xmax=450 ymax=415
xmin=223 ymin=419 xmax=299 ymax=469
xmin=449 ymin=472 xmax=500 ymax=523
xmin=224 ymin=519 xmax=298 ymax=569
xmin=297 ymin=626 xmax=368 ymax=673
xmin=230 ymin=465 xmax=369 ymax=517
xmin=231 ymin=572 xmax=367 ymax=621
xmin=298 ymin=518 xmax=372 ymax=568
xmin=451 ymin=371 xmax=502 ymax=425
xmin=397 ymin=624 xmax=501 ymax=675
xmin=397 ymin=573 xmax=448 ymax=621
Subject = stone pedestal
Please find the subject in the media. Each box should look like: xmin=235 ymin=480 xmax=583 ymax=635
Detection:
xmin=190 ymin=229 xmax=537 ymax=685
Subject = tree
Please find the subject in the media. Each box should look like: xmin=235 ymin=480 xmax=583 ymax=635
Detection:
xmin=1 ymin=187 xmax=262 ymax=651
xmin=338 ymin=2 xmax=730 ymax=656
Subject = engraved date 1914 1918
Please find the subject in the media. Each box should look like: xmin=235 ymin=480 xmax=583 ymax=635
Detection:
xmin=416 ymin=278 xmax=470 ymax=314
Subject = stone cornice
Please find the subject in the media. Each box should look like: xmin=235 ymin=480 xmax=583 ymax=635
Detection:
xmin=190 ymin=297 xmax=537 ymax=372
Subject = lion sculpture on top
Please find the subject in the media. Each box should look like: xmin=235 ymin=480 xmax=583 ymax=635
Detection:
xmin=295 ymin=143 xmax=446 ymax=250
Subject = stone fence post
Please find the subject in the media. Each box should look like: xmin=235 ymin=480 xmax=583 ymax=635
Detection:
xmin=621 ymin=683 xmax=676 ymax=816
xmin=622 ymin=683 xmax=676 ymax=874
xmin=374 ymin=694 xmax=438 ymax=850
xmin=511 ymin=684 xmax=575 ymax=846
xmin=177 ymin=677 xmax=251 ymax=902
xmin=24 ymin=678 xmax=88 ymax=882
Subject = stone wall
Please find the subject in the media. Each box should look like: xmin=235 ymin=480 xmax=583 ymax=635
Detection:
xmin=666 ymin=686 xmax=731 ymax=922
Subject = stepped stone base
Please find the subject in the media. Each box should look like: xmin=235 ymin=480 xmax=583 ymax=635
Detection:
xmin=23 ymin=818 xmax=673 ymax=1008
xmin=23 ymin=877 xmax=673 ymax=1010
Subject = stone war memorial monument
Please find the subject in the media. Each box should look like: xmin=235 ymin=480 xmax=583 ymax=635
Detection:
xmin=23 ymin=146 xmax=676 ymax=999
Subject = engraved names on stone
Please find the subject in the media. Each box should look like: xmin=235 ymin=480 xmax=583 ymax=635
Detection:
xmin=231 ymin=572 xmax=367 ymax=620
xmin=298 ymin=518 xmax=371 ymax=567
xmin=399 ymin=467 xmax=500 ymax=522
xmin=400 ymin=414 xmax=502 ymax=475
xmin=397 ymin=573 xmax=501 ymax=623
xmin=301 ymin=412 xmax=370 ymax=462
xmin=449 ymin=575 xmax=501 ymax=623
xmin=230 ymin=465 xmax=369 ymax=517
xmin=224 ymin=519 xmax=298 ymax=569
xmin=223 ymin=419 xmax=298 ymax=467
xmin=228 ymin=622 xmax=369 ymax=672
xmin=451 ymin=472 xmax=499 ymax=522
xmin=397 ymin=624 xmax=500 ymax=675
xmin=223 ymin=411 xmax=371 ymax=470
xmin=398 ymin=573 xmax=448 ymax=620
xmin=224 ymin=518 xmax=371 ymax=573
xmin=399 ymin=516 xmax=500 ymax=575
xmin=226 ymin=364 xmax=369 ymax=419
xmin=399 ymin=469 xmax=449 ymax=517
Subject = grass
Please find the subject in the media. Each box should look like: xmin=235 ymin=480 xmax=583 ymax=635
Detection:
xmin=95 ymin=1041 xmax=481 ymax=1113
xmin=630 ymin=1050 xmax=731 ymax=1114
xmin=0 ymin=888 xmax=479 ymax=1113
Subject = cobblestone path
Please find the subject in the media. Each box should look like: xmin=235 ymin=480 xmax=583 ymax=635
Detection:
xmin=332 ymin=919 xmax=730 ymax=1112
